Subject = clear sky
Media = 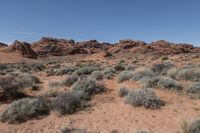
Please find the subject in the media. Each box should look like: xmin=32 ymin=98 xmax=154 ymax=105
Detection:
xmin=0 ymin=0 xmax=200 ymax=46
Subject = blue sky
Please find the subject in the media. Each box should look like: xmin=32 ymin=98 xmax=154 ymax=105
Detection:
xmin=0 ymin=0 xmax=200 ymax=46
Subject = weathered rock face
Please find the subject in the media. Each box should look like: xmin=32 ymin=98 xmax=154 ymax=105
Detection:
xmin=9 ymin=40 xmax=38 ymax=59
xmin=32 ymin=37 xmax=84 ymax=56
xmin=108 ymin=39 xmax=147 ymax=53
xmin=32 ymin=37 xmax=112 ymax=56
xmin=0 ymin=42 xmax=8 ymax=47
xmin=76 ymin=40 xmax=112 ymax=54
xmin=108 ymin=39 xmax=200 ymax=55
xmin=1 ymin=37 xmax=200 ymax=58
xmin=140 ymin=40 xmax=197 ymax=55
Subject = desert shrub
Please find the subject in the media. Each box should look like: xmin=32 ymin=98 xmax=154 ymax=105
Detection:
xmin=161 ymin=56 xmax=169 ymax=61
xmin=185 ymin=83 xmax=200 ymax=97
xmin=101 ymin=67 xmax=116 ymax=79
xmin=117 ymin=87 xmax=129 ymax=97
xmin=167 ymin=68 xmax=178 ymax=79
xmin=76 ymin=66 xmax=96 ymax=75
xmin=48 ymin=81 xmax=62 ymax=89
xmin=139 ymin=76 xmax=159 ymax=88
xmin=72 ymin=78 xmax=104 ymax=100
xmin=135 ymin=130 xmax=150 ymax=133
xmin=131 ymin=68 xmax=156 ymax=81
xmin=157 ymin=76 xmax=183 ymax=91
xmin=0 ymin=97 xmax=50 ymax=124
xmin=0 ymin=75 xmax=26 ymax=101
xmin=139 ymin=76 xmax=183 ymax=91
xmin=17 ymin=73 xmax=40 ymax=88
xmin=32 ymin=64 xmax=46 ymax=71
xmin=117 ymin=70 xmax=135 ymax=83
xmin=125 ymin=88 xmax=165 ymax=109
xmin=61 ymin=127 xmax=87 ymax=133
xmin=151 ymin=62 xmax=175 ymax=75
xmin=176 ymin=66 xmax=200 ymax=81
xmin=181 ymin=118 xmax=200 ymax=133
xmin=53 ymin=92 xmax=81 ymax=115
xmin=115 ymin=60 xmax=125 ymax=71
xmin=89 ymin=70 xmax=103 ymax=80
xmin=56 ymin=67 xmax=75 ymax=76
xmin=62 ymin=74 xmax=79 ymax=87
xmin=126 ymin=64 xmax=137 ymax=71
xmin=46 ymin=68 xmax=59 ymax=76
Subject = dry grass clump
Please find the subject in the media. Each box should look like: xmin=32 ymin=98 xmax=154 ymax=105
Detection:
xmin=0 ymin=97 xmax=50 ymax=124
xmin=124 ymin=88 xmax=165 ymax=109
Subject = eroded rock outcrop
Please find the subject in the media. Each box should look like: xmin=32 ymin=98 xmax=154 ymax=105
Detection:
xmin=9 ymin=40 xmax=37 ymax=59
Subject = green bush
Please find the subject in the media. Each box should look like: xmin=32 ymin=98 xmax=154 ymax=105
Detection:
xmin=53 ymin=92 xmax=81 ymax=115
xmin=125 ymin=88 xmax=165 ymax=109
xmin=0 ymin=97 xmax=50 ymax=124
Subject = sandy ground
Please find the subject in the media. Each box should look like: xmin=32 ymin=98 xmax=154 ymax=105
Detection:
xmin=0 ymin=53 xmax=200 ymax=133
xmin=1 ymin=77 xmax=200 ymax=133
